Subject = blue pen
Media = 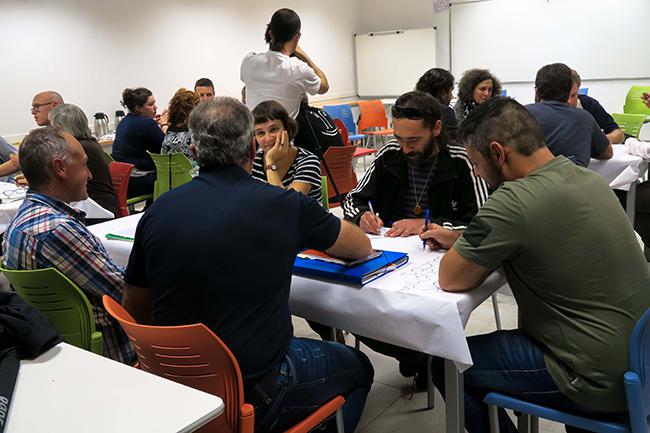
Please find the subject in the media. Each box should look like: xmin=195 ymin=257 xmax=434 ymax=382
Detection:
xmin=423 ymin=208 xmax=430 ymax=250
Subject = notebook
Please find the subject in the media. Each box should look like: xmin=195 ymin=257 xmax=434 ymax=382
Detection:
xmin=293 ymin=249 xmax=409 ymax=285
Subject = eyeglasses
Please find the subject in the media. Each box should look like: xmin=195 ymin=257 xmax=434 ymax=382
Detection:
xmin=30 ymin=101 xmax=53 ymax=113
xmin=391 ymin=105 xmax=424 ymax=119
xmin=1 ymin=188 xmax=27 ymax=202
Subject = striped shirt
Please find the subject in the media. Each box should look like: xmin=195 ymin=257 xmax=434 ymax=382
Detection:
xmin=1 ymin=191 xmax=134 ymax=364
xmin=251 ymin=147 xmax=323 ymax=203
xmin=398 ymin=156 xmax=439 ymax=219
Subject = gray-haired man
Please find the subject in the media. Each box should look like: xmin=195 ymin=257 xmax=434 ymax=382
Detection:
xmin=122 ymin=97 xmax=374 ymax=433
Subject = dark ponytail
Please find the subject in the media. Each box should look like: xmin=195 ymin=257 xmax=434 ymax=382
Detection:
xmin=121 ymin=87 xmax=152 ymax=112
xmin=265 ymin=8 xmax=301 ymax=51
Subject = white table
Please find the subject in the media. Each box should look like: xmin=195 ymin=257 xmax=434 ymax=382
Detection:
xmin=6 ymin=343 xmax=223 ymax=433
xmin=0 ymin=183 xmax=114 ymax=233
xmin=88 ymin=214 xmax=507 ymax=433
xmin=589 ymin=144 xmax=648 ymax=225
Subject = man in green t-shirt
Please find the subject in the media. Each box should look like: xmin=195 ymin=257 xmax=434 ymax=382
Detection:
xmin=421 ymin=97 xmax=650 ymax=432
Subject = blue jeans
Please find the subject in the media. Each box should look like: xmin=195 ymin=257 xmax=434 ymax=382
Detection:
xmin=431 ymin=330 xmax=604 ymax=433
xmin=251 ymin=337 xmax=374 ymax=433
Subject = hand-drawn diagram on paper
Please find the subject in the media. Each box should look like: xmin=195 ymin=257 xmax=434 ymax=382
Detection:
xmin=395 ymin=255 xmax=443 ymax=295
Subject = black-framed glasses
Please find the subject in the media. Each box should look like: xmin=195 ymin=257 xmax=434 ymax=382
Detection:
xmin=30 ymin=101 xmax=53 ymax=113
xmin=391 ymin=105 xmax=424 ymax=119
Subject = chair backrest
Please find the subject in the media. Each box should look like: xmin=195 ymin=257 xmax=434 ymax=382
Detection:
xmin=147 ymin=151 xmax=194 ymax=200
xmin=612 ymin=113 xmax=647 ymax=138
xmin=321 ymin=176 xmax=329 ymax=209
xmin=500 ymin=89 xmax=507 ymax=96
xmin=357 ymin=100 xmax=388 ymax=131
xmin=103 ymin=151 xmax=114 ymax=165
xmin=332 ymin=119 xmax=350 ymax=146
xmin=625 ymin=307 xmax=650 ymax=433
xmin=323 ymin=104 xmax=358 ymax=136
xmin=624 ymin=86 xmax=650 ymax=115
xmin=321 ymin=146 xmax=358 ymax=205
xmin=578 ymin=87 xmax=589 ymax=95
xmin=102 ymin=295 xmax=252 ymax=433
xmin=108 ymin=161 xmax=133 ymax=217
xmin=3 ymin=267 xmax=103 ymax=354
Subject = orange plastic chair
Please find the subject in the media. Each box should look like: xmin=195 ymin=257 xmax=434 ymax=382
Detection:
xmin=102 ymin=295 xmax=346 ymax=433
xmin=333 ymin=119 xmax=376 ymax=170
xmin=321 ymin=146 xmax=358 ymax=208
xmin=357 ymin=100 xmax=394 ymax=148
xmin=108 ymin=161 xmax=133 ymax=218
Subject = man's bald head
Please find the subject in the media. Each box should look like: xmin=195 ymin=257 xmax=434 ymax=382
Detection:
xmin=31 ymin=91 xmax=64 ymax=126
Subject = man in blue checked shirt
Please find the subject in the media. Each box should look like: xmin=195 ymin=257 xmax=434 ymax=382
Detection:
xmin=1 ymin=126 xmax=134 ymax=364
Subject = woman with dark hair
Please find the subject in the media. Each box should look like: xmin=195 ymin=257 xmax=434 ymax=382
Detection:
xmin=453 ymin=68 xmax=502 ymax=123
xmin=416 ymin=68 xmax=458 ymax=139
xmin=251 ymin=100 xmax=322 ymax=202
xmin=111 ymin=87 xmax=164 ymax=198
xmin=161 ymin=88 xmax=200 ymax=164
xmin=241 ymin=8 xmax=329 ymax=119
xmin=48 ymin=103 xmax=119 ymax=221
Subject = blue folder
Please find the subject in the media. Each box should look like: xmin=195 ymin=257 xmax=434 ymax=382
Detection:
xmin=293 ymin=250 xmax=409 ymax=286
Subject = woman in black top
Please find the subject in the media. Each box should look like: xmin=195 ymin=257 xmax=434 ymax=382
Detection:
xmin=48 ymin=103 xmax=119 ymax=222
xmin=112 ymin=87 xmax=164 ymax=198
xmin=453 ymin=68 xmax=502 ymax=124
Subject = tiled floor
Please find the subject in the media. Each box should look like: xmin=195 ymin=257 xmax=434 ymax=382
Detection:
xmin=291 ymin=291 xmax=567 ymax=432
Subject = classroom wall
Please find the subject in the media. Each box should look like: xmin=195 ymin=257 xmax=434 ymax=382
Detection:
xmin=358 ymin=0 xmax=649 ymax=114
xmin=0 ymin=0 xmax=361 ymax=141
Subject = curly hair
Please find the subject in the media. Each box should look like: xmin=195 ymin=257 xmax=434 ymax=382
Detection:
xmin=456 ymin=68 xmax=502 ymax=104
xmin=168 ymin=88 xmax=200 ymax=128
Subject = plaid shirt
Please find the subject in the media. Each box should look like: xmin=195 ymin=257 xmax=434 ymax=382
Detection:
xmin=2 ymin=191 xmax=134 ymax=364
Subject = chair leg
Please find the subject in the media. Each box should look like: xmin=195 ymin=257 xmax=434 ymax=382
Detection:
xmin=426 ymin=355 xmax=435 ymax=410
xmin=530 ymin=416 xmax=539 ymax=433
xmin=335 ymin=407 xmax=345 ymax=433
xmin=354 ymin=336 xmax=360 ymax=350
xmin=488 ymin=404 xmax=500 ymax=433
xmin=491 ymin=293 xmax=502 ymax=330
xmin=517 ymin=413 xmax=532 ymax=433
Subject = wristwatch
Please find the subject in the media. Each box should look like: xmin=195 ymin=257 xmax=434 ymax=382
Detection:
xmin=265 ymin=163 xmax=278 ymax=171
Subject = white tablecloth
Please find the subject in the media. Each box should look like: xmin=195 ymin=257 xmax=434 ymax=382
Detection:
xmin=0 ymin=183 xmax=114 ymax=233
xmin=588 ymin=144 xmax=647 ymax=191
xmin=88 ymin=214 xmax=506 ymax=371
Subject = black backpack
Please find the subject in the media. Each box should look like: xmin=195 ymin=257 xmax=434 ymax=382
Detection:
xmin=294 ymin=105 xmax=344 ymax=156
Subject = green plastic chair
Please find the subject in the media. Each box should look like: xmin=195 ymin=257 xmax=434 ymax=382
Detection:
xmin=147 ymin=151 xmax=194 ymax=200
xmin=612 ymin=113 xmax=647 ymax=138
xmin=321 ymin=175 xmax=329 ymax=210
xmin=102 ymin=151 xmax=114 ymax=165
xmin=1 ymin=267 xmax=104 ymax=355
xmin=623 ymin=86 xmax=650 ymax=115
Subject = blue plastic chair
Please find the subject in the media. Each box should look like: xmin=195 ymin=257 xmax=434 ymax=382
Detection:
xmin=501 ymin=89 xmax=507 ymax=97
xmin=323 ymin=104 xmax=366 ymax=143
xmin=579 ymin=87 xmax=589 ymax=95
xmin=484 ymin=307 xmax=650 ymax=433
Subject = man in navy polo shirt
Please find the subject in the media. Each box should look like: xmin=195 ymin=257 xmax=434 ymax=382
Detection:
xmin=526 ymin=63 xmax=612 ymax=167
xmin=122 ymin=97 xmax=374 ymax=433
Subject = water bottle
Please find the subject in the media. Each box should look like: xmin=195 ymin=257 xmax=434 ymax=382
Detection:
xmin=94 ymin=113 xmax=109 ymax=139
xmin=114 ymin=110 xmax=125 ymax=131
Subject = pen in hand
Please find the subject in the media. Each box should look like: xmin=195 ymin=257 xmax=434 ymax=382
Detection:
xmin=423 ymin=208 xmax=430 ymax=250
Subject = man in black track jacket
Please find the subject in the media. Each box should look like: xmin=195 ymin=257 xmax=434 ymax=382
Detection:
xmin=343 ymin=91 xmax=489 ymax=238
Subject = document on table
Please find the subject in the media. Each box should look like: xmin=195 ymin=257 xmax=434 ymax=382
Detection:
xmin=105 ymin=225 xmax=137 ymax=241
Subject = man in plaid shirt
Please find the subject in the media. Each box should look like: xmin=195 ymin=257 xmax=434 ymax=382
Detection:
xmin=2 ymin=126 xmax=134 ymax=364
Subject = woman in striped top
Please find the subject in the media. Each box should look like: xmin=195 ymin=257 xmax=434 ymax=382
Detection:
xmin=251 ymin=100 xmax=322 ymax=203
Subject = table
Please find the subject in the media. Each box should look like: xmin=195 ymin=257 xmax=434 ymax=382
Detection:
xmin=88 ymin=214 xmax=507 ymax=433
xmin=5 ymin=342 xmax=223 ymax=433
xmin=589 ymin=144 xmax=648 ymax=225
xmin=0 ymin=183 xmax=114 ymax=233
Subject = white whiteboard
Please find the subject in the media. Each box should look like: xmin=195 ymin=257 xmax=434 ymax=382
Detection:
xmin=451 ymin=0 xmax=650 ymax=83
xmin=355 ymin=28 xmax=437 ymax=97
